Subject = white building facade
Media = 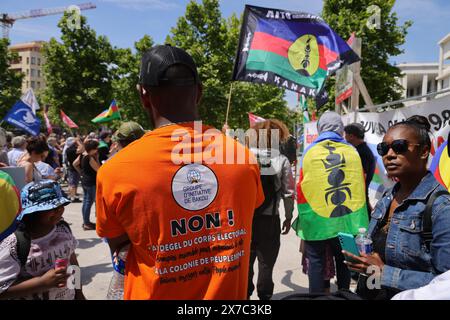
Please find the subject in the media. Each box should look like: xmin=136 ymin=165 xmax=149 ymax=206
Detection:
xmin=398 ymin=33 xmax=450 ymax=106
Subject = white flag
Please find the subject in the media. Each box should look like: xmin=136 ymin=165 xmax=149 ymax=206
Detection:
xmin=21 ymin=88 xmax=40 ymax=114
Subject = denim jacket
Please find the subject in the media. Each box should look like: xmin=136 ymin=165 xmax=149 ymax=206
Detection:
xmin=368 ymin=172 xmax=450 ymax=291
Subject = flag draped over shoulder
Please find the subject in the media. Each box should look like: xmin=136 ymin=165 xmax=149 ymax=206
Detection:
xmin=2 ymin=100 xmax=41 ymax=136
xmin=430 ymin=136 xmax=450 ymax=190
xmin=292 ymin=132 xmax=368 ymax=240
xmin=92 ymin=100 xmax=121 ymax=124
xmin=232 ymin=5 xmax=360 ymax=97
xmin=0 ymin=171 xmax=21 ymax=242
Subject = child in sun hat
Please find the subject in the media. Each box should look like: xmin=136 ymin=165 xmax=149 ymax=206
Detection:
xmin=0 ymin=180 xmax=85 ymax=300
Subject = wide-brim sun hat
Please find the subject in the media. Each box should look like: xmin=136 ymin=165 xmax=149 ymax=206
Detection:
xmin=18 ymin=180 xmax=71 ymax=221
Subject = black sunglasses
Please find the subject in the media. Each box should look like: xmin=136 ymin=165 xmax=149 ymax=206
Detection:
xmin=377 ymin=139 xmax=421 ymax=156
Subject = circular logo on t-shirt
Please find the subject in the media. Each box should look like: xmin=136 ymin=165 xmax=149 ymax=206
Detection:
xmin=171 ymin=164 xmax=218 ymax=211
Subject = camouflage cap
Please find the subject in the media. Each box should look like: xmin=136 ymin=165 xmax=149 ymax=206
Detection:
xmin=113 ymin=121 xmax=146 ymax=142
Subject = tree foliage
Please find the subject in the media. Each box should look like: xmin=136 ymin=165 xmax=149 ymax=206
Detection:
xmin=111 ymin=35 xmax=153 ymax=129
xmin=321 ymin=0 xmax=412 ymax=111
xmin=166 ymin=0 xmax=299 ymax=130
xmin=41 ymin=13 xmax=115 ymax=131
xmin=0 ymin=38 xmax=24 ymax=119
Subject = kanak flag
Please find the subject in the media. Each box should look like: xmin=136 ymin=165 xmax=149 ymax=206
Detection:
xmin=60 ymin=110 xmax=79 ymax=129
xmin=232 ymin=5 xmax=360 ymax=97
xmin=248 ymin=112 xmax=266 ymax=127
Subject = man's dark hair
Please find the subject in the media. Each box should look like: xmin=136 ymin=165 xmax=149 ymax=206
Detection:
xmin=100 ymin=131 xmax=111 ymax=141
xmin=26 ymin=136 xmax=49 ymax=155
xmin=344 ymin=123 xmax=365 ymax=140
xmin=85 ymin=140 xmax=99 ymax=153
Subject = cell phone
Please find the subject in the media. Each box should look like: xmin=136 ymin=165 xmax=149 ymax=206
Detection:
xmin=338 ymin=232 xmax=360 ymax=263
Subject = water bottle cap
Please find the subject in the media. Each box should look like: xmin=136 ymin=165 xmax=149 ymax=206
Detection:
xmin=358 ymin=227 xmax=367 ymax=234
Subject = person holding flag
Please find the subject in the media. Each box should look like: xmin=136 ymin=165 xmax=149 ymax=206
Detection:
xmin=292 ymin=111 xmax=368 ymax=294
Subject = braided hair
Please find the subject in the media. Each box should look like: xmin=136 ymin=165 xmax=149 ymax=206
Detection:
xmin=390 ymin=115 xmax=432 ymax=156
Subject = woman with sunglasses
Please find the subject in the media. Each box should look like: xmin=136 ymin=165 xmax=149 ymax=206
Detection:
xmin=343 ymin=116 xmax=450 ymax=299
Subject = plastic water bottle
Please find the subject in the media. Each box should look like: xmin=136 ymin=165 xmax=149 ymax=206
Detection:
xmin=106 ymin=245 xmax=129 ymax=300
xmin=355 ymin=227 xmax=373 ymax=254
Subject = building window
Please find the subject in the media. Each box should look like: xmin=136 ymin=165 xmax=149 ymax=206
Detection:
xmin=31 ymin=57 xmax=36 ymax=65
xmin=38 ymin=70 xmax=41 ymax=77
xmin=26 ymin=81 xmax=29 ymax=88
xmin=37 ymin=82 xmax=41 ymax=89
xmin=31 ymin=69 xmax=36 ymax=77
xmin=31 ymin=81 xmax=35 ymax=89
xmin=26 ymin=57 xmax=29 ymax=64
xmin=38 ymin=58 xmax=41 ymax=65
xmin=26 ymin=69 xmax=29 ymax=76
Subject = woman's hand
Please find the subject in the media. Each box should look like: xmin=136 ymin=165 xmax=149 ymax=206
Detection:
xmin=342 ymin=251 xmax=385 ymax=275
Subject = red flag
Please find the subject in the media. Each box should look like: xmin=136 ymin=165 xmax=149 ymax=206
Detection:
xmin=60 ymin=110 xmax=79 ymax=129
xmin=248 ymin=112 xmax=266 ymax=127
xmin=311 ymin=110 xmax=317 ymax=121
xmin=43 ymin=110 xmax=52 ymax=135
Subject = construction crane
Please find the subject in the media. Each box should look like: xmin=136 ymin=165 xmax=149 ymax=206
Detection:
xmin=1 ymin=2 xmax=96 ymax=39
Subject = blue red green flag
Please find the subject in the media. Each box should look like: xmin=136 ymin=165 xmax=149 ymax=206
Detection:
xmin=92 ymin=99 xmax=121 ymax=124
xmin=232 ymin=5 xmax=360 ymax=97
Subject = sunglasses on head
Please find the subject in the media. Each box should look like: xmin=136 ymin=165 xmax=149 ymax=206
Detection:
xmin=377 ymin=139 xmax=421 ymax=156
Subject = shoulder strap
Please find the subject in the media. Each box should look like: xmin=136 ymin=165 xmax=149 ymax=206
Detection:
xmin=422 ymin=190 xmax=450 ymax=249
xmin=14 ymin=229 xmax=31 ymax=267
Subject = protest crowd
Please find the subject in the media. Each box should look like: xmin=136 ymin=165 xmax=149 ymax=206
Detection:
xmin=1 ymin=4 xmax=450 ymax=302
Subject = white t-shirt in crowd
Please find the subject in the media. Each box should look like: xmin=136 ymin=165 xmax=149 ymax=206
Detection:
xmin=7 ymin=149 xmax=25 ymax=167
xmin=0 ymin=223 xmax=78 ymax=300
xmin=35 ymin=161 xmax=56 ymax=179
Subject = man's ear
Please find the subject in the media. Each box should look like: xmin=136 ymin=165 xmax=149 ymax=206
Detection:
xmin=138 ymin=85 xmax=152 ymax=111
xmin=195 ymin=83 xmax=203 ymax=105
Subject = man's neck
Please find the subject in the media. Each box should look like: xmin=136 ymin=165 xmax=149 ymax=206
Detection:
xmin=154 ymin=115 xmax=199 ymax=129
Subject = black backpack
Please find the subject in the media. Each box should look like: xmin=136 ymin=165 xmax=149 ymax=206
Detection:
xmin=14 ymin=220 xmax=72 ymax=267
xmin=280 ymin=135 xmax=298 ymax=164
xmin=254 ymin=160 xmax=280 ymax=216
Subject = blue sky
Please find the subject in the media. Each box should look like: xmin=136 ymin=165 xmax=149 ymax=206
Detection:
xmin=3 ymin=0 xmax=450 ymax=107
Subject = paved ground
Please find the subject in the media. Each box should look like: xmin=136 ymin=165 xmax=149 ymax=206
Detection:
xmin=63 ymin=188 xmax=350 ymax=300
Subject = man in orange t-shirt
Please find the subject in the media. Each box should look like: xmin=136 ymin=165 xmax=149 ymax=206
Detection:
xmin=96 ymin=45 xmax=264 ymax=300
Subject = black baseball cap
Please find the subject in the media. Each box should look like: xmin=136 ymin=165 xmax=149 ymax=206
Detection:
xmin=139 ymin=44 xmax=199 ymax=87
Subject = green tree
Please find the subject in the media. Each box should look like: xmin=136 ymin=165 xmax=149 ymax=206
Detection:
xmin=41 ymin=13 xmax=115 ymax=131
xmin=322 ymin=0 xmax=412 ymax=111
xmin=166 ymin=0 xmax=297 ymax=129
xmin=111 ymin=35 xmax=154 ymax=129
xmin=0 ymin=38 xmax=24 ymax=119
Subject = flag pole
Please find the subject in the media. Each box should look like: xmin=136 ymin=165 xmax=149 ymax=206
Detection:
xmin=225 ymin=83 xmax=234 ymax=125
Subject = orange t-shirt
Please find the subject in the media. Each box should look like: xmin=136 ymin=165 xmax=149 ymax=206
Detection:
xmin=96 ymin=122 xmax=264 ymax=300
